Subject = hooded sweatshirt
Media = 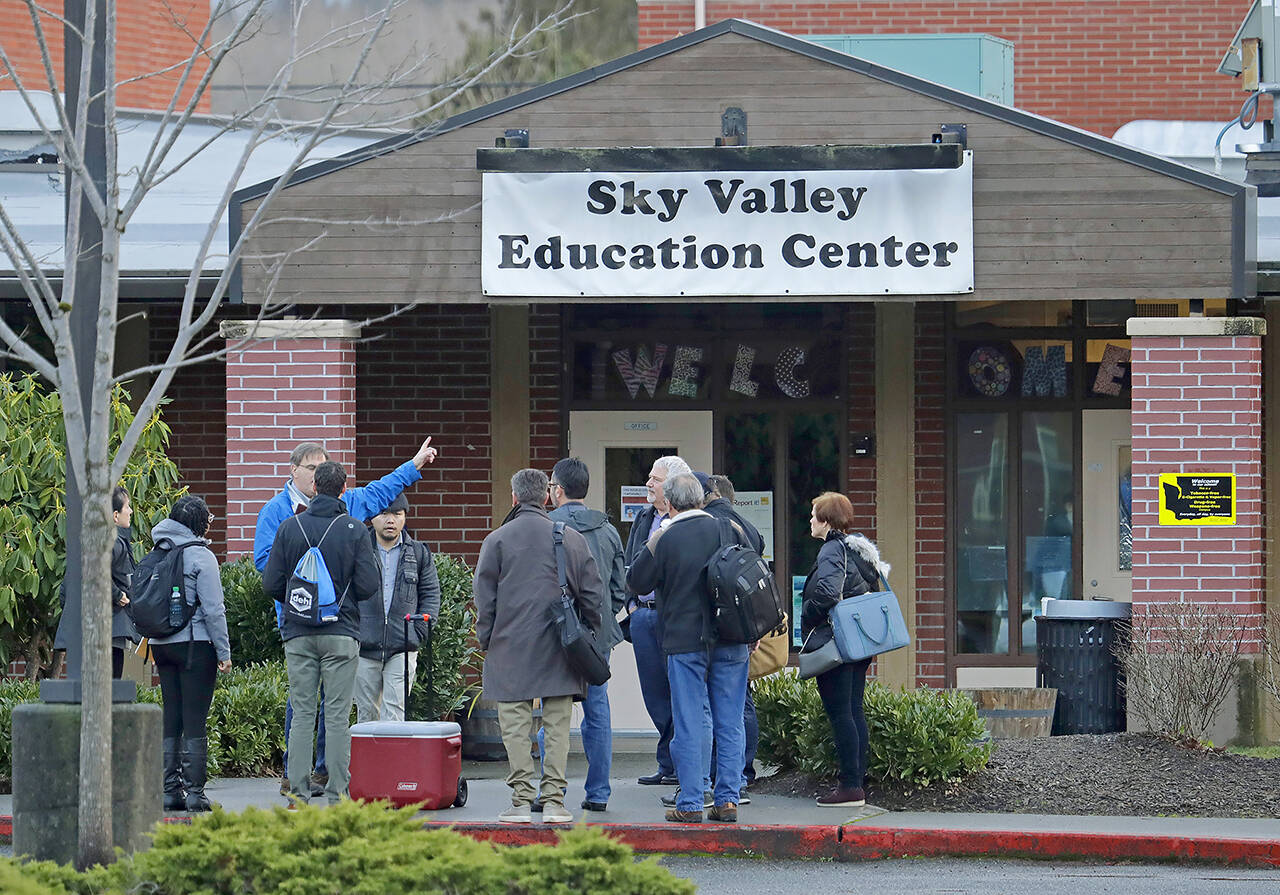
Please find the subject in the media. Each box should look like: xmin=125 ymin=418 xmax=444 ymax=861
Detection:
xmin=549 ymin=502 xmax=627 ymax=652
xmin=146 ymin=518 xmax=232 ymax=662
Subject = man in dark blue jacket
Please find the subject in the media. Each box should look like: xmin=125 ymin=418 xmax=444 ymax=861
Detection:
xmin=355 ymin=493 xmax=441 ymax=722
xmin=264 ymin=461 xmax=382 ymax=805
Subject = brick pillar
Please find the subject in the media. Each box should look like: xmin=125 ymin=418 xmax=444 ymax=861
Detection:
xmin=1127 ymin=317 xmax=1266 ymax=648
xmin=219 ymin=320 xmax=361 ymax=560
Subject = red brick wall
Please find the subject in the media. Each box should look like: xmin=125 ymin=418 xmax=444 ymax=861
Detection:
xmin=914 ymin=304 xmax=946 ymax=686
xmin=147 ymin=307 xmax=228 ymax=557
xmin=847 ymin=304 xmax=876 ymax=540
xmin=636 ymin=0 xmax=1254 ymax=137
xmin=1 ymin=0 xmax=212 ymax=112
xmin=224 ymin=333 xmax=358 ymax=561
xmin=356 ymin=306 xmax=493 ymax=564
xmin=1129 ymin=332 xmax=1264 ymax=648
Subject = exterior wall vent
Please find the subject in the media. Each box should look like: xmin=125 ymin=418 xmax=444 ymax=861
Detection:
xmin=1135 ymin=301 xmax=1180 ymax=317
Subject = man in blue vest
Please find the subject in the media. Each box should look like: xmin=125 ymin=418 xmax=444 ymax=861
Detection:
xmin=255 ymin=436 xmax=438 ymax=794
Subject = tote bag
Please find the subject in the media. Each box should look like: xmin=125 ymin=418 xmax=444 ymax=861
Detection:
xmin=829 ymin=562 xmax=910 ymax=663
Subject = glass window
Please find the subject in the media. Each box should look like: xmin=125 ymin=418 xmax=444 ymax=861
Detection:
xmin=954 ymin=301 xmax=1072 ymax=328
xmin=723 ymin=336 xmax=842 ymax=401
xmin=1118 ymin=445 xmax=1132 ymax=572
xmin=1020 ymin=412 xmax=1074 ymax=655
xmin=723 ymin=412 xmax=774 ymax=494
xmin=788 ymin=413 xmax=841 ymax=581
xmin=604 ymin=446 xmax=675 ymax=545
xmin=956 ymin=340 xmax=1073 ymax=400
xmin=955 ymin=413 xmax=1009 ymax=654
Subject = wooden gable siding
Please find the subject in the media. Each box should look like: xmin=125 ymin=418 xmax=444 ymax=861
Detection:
xmin=239 ymin=33 xmax=1237 ymax=305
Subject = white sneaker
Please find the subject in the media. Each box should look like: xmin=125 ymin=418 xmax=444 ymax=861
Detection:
xmin=499 ymin=804 xmax=533 ymax=824
xmin=541 ymin=804 xmax=574 ymax=824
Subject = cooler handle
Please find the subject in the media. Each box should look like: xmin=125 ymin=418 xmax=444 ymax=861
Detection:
xmin=404 ymin=613 xmax=432 ymax=719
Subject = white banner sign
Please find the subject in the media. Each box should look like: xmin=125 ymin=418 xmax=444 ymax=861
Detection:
xmin=481 ymin=155 xmax=973 ymax=297
xmin=733 ymin=491 xmax=775 ymax=562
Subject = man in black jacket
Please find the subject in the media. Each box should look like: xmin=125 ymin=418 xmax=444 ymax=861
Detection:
xmin=355 ymin=493 xmax=442 ymax=722
xmin=628 ymin=473 xmax=752 ymax=824
xmin=622 ymin=454 xmax=691 ymax=787
xmin=264 ymin=460 xmax=381 ymax=804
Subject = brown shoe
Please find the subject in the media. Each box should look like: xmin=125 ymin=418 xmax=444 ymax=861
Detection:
xmin=816 ymin=786 xmax=865 ymax=807
xmin=707 ymin=802 xmax=738 ymax=823
xmin=665 ymin=807 xmax=703 ymax=823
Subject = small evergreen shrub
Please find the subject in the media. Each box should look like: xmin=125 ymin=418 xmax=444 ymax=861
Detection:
xmin=0 ymin=679 xmax=40 ymax=784
xmin=9 ymin=801 xmax=694 ymax=894
xmin=753 ymin=672 xmax=991 ymax=788
xmin=220 ymin=558 xmax=283 ymax=667
xmin=408 ymin=553 xmax=480 ymax=721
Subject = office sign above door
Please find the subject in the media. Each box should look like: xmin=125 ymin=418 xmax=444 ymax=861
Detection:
xmin=481 ymin=155 xmax=974 ymax=297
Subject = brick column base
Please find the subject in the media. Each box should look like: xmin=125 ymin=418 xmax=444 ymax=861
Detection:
xmin=220 ymin=320 xmax=361 ymax=561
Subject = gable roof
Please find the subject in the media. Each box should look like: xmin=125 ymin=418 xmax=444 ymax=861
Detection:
xmin=232 ymin=18 xmax=1250 ymax=206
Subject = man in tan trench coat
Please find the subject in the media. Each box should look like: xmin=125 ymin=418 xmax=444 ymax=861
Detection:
xmin=475 ymin=467 xmax=604 ymax=824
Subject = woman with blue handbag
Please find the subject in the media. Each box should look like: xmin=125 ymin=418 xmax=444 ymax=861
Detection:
xmin=799 ymin=492 xmax=890 ymax=808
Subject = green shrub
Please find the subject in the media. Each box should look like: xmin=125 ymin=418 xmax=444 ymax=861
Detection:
xmin=0 ymin=679 xmax=41 ymax=784
xmin=220 ymin=558 xmax=283 ymax=667
xmin=409 ymin=553 xmax=480 ymax=721
xmin=8 ymin=801 xmax=694 ymax=894
xmin=0 ymin=663 xmax=287 ymax=783
xmin=0 ymin=859 xmax=66 ymax=895
xmin=753 ymin=672 xmax=992 ymax=788
xmin=205 ymin=662 xmax=288 ymax=777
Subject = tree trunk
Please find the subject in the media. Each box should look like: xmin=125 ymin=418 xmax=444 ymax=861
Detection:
xmin=77 ymin=477 xmax=115 ymax=869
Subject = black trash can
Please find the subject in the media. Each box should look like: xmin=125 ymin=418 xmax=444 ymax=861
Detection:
xmin=1035 ymin=599 xmax=1130 ymax=735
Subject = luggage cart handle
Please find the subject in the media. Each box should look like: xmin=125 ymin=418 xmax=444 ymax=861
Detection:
xmin=403 ymin=614 xmax=432 ymax=720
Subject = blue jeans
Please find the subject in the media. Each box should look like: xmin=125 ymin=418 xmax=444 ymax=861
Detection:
xmin=629 ymin=607 xmax=674 ymax=775
xmin=667 ymin=644 xmax=748 ymax=811
xmin=283 ymin=686 xmax=328 ymax=776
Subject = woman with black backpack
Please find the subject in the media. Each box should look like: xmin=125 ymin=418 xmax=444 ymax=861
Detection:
xmin=147 ymin=495 xmax=232 ymax=812
xmin=799 ymin=491 xmax=890 ymax=809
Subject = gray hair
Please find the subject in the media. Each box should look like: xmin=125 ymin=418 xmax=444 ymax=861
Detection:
xmin=511 ymin=467 xmax=549 ymax=504
xmin=708 ymin=474 xmax=735 ymax=502
xmin=653 ymin=455 xmax=692 ymax=478
xmin=290 ymin=441 xmax=329 ymax=466
xmin=664 ymin=473 xmax=704 ymax=512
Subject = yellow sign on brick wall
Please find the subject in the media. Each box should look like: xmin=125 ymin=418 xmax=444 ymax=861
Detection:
xmin=1157 ymin=473 xmax=1235 ymax=525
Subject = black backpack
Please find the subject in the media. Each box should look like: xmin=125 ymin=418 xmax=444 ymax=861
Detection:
xmin=129 ymin=541 xmax=197 ymax=638
xmin=705 ymin=518 xmax=786 ymax=643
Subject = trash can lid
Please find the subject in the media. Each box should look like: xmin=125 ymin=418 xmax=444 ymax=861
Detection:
xmin=1039 ymin=598 xmax=1131 ymax=620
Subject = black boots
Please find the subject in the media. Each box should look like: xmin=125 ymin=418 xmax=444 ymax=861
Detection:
xmin=163 ymin=737 xmax=185 ymax=813
xmin=182 ymin=736 xmax=213 ymax=812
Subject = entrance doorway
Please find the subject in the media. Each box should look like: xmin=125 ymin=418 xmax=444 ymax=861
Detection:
xmin=1081 ymin=409 xmax=1132 ymax=602
xmin=567 ymin=410 xmax=713 ymax=736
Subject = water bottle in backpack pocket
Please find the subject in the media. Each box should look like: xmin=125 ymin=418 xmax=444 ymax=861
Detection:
xmin=130 ymin=542 xmax=197 ymax=638
xmin=284 ymin=515 xmax=347 ymax=626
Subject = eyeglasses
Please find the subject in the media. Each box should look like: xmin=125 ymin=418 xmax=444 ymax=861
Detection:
xmin=299 ymin=463 xmax=319 ymax=472
xmin=548 ymin=481 xmax=560 ymax=492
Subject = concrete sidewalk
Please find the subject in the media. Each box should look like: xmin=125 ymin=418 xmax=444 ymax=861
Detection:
xmin=4 ymin=751 xmax=1278 ymax=866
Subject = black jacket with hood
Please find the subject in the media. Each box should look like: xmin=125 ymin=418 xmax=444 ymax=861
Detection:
xmin=358 ymin=530 xmax=442 ymax=662
xmin=549 ymin=502 xmax=627 ymax=652
xmin=800 ymin=532 xmax=890 ymax=653
xmin=262 ymin=494 xmax=381 ymax=642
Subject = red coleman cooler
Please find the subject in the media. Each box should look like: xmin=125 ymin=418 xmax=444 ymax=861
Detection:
xmin=347 ymin=614 xmax=469 ymax=809
xmin=348 ymin=719 xmax=466 ymax=809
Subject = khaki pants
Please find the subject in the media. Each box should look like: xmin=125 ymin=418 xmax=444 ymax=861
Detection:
xmin=284 ymin=634 xmax=360 ymax=803
xmin=353 ymin=652 xmax=418 ymax=723
xmin=497 ymin=695 xmax=573 ymax=808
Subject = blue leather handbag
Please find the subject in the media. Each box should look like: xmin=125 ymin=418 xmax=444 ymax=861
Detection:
xmin=829 ymin=563 xmax=910 ymax=662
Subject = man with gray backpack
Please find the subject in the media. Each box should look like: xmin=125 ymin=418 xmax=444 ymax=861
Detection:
xmin=264 ymin=460 xmax=381 ymax=804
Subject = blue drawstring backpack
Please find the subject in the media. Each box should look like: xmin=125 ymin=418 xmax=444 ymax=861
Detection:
xmin=284 ymin=516 xmax=344 ymax=626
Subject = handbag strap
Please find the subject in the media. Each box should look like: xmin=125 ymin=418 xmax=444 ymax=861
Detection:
xmin=552 ymin=522 xmax=570 ymax=600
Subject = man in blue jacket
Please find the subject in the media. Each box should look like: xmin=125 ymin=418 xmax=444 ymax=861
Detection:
xmin=255 ymin=436 xmax=438 ymax=794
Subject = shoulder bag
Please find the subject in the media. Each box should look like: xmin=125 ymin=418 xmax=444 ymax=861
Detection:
xmin=547 ymin=522 xmax=611 ymax=686
xmin=828 ymin=546 xmax=910 ymax=662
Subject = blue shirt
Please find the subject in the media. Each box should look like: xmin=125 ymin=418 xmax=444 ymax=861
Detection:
xmin=376 ymin=535 xmax=404 ymax=616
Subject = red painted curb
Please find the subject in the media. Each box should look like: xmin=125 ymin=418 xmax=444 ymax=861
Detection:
xmin=3 ymin=815 xmax=1277 ymax=867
